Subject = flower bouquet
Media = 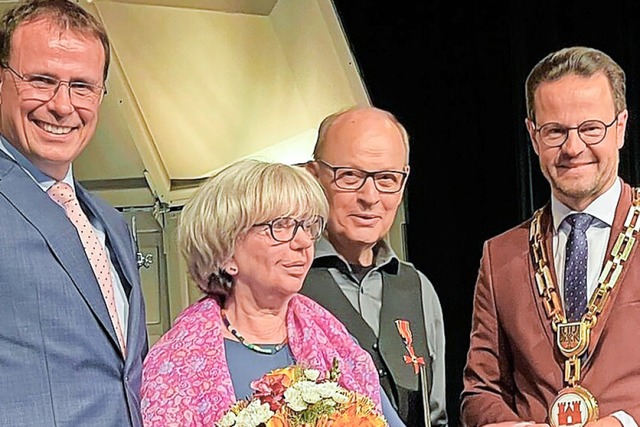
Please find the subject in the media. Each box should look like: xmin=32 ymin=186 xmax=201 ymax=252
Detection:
xmin=216 ymin=359 xmax=388 ymax=427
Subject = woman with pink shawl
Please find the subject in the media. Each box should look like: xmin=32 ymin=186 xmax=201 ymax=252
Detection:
xmin=140 ymin=159 xmax=405 ymax=426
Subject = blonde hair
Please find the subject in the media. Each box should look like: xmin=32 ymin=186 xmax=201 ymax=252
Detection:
xmin=178 ymin=158 xmax=329 ymax=302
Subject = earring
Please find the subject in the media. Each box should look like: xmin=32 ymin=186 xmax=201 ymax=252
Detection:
xmin=227 ymin=266 xmax=237 ymax=274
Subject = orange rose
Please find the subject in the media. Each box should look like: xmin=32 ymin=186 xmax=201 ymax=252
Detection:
xmin=327 ymin=398 xmax=388 ymax=427
xmin=265 ymin=412 xmax=290 ymax=427
xmin=329 ymin=414 xmax=387 ymax=427
xmin=265 ymin=366 xmax=298 ymax=386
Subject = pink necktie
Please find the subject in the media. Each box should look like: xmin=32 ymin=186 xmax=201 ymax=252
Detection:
xmin=48 ymin=181 xmax=126 ymax=355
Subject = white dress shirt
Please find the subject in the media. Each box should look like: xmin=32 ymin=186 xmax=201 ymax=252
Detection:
xmin=550 ymin=177 xmax=636 ymax=427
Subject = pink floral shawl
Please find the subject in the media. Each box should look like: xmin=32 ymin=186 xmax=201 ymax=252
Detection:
xmin=140 ymin=294 xmax=381 ymax=426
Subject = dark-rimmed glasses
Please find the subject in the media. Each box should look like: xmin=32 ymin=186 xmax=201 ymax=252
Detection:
xmin=2 ymin=63 xmax=106 ymax=108
xmin=254 ymin=216 xmax=325 ymax=243
xmin=533 ymin=116 xmax=618 ymax=147
xmin=316 ymin=159 xmax=407 ymax=193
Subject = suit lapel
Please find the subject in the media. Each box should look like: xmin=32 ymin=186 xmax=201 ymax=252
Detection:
xmin=532 ymin=188 xmax=639 ymax=371
xmin=0 ymin=157 xmax=122 ymax=353
xmin=583 ymin=183 xmax=637 ymax=366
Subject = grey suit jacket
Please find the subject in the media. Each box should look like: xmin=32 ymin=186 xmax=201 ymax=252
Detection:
xmin=0 ymin=151 xmax=148 ymax=426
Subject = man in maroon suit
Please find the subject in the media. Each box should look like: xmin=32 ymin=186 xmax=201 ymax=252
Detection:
xmin=461 ymin=46 xmax=640 ymax=427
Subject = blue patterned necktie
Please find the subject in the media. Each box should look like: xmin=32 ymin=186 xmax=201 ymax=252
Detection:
xmin=563 ymin=213 xmax=594 ymax=322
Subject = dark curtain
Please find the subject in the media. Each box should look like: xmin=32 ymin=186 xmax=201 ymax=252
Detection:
xmin=331 ymin=1 xmax=640 ymax=426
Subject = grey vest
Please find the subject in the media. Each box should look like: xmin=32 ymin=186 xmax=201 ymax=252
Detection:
xmin=301 ymin=259 xmax=430 ymax=427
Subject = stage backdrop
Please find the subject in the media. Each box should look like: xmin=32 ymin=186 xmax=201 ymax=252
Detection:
xmin=332 ymin=1 xmax=640 ymax=425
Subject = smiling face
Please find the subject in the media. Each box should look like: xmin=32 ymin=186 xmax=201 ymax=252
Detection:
xmin=526 ymin=72 xmax=627 ymax=211
xmin=0 ymin=17 xmax=105 ymax=180
xmin=228 ymin=220 xmax=316 ymax=305
xmin=309 ymin=108 xmax=408 ymax=265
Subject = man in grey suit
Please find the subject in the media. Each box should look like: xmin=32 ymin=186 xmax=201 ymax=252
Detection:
xmin=0 ymin=1 xmax=148 ymax=426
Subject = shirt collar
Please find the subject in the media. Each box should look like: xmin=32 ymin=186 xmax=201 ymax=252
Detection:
xmin=551 ymin=177 xmax=621 ymax=231
xmin=313 ymin=235 xmax=400 ymax=273
xmin=0 ymin=134 xmax=75 ymax=192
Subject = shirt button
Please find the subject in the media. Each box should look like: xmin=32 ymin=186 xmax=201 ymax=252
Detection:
xmin=378 ymin=369 xmax=387 ymax=377
xmin=372 ymin=342 xmax=379 ymax=350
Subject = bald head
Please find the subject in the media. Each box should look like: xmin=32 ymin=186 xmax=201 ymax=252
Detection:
xmin=313 ymin=106 xmax=410 ymax=163
xmin=308 ymin=105 xmax=410 ymax=265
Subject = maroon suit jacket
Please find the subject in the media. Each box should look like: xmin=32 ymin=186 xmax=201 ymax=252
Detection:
xmin=461 ymin=181 xmax=640 ymax=427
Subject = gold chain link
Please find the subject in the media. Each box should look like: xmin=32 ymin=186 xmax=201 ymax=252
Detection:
xmin=529 ymin=187 xmax=640 ymax=385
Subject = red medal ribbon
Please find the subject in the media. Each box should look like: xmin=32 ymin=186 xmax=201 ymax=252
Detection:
xmin=395 ymin=319 xmax=425 ymax=375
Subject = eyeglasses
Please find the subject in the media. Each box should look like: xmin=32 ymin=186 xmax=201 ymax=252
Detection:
xmin=316 ymin=159 xmax=407 ymax=194
xmin=533 ymin=116 xmax=618 ymax=147
xmin=2 ymin=64 xmax=106 ymax=108
xmin=254 ymin=216 xmax=325 ymax=243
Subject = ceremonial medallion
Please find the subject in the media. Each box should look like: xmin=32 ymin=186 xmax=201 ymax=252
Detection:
xmin=529 ymin=196 xmax=640 ymax=427
xmin=549 ymin=386 xmax=598 ymax=427
xmin=556 ymin=322 xmax=589 ymax=357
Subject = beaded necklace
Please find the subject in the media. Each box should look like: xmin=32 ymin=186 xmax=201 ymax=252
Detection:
xmin=221 ymin=310 xmax=288 ymax=355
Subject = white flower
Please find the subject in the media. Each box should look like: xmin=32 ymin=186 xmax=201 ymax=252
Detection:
xmin=217 ymin=410 xmax=237 ymax=427
xmin=233 ymin=400 xmax=274 ymax=427
xmin=332 ymin=390 xmax=349 ymax=404
xmin=284 ymin=385 xmax=308 ymax=412
xmin=315 ymin=381 xmax=342 ymax=399
xmin=303 ymin=368 xmax=321 ymax=381
xmin=298 ymin=380 xmax=324 ymax=404
xmin=324 ymin=398 xmax=338 ymax=407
